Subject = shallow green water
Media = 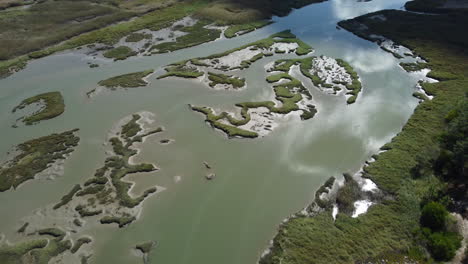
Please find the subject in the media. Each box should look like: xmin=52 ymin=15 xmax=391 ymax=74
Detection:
xmin=0 ymin=0 xmax=420 ymax=263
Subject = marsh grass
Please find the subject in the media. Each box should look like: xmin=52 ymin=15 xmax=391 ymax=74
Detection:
xmin=12 ymin=91 xmax=65 ymax=125
xmin=98 ymin=70 xmax=154 ymax=88
xmin=0 ymin=129 xmax=80 ymax=192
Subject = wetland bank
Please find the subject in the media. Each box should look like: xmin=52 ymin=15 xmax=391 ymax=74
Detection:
xmin=0 ymin=0 xmax=457 ymax=263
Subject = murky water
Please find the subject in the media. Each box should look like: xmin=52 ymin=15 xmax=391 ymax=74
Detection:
xmin=0 ymin=0 xmax=419 ymax=263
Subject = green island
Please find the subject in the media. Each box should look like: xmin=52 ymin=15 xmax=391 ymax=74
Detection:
xmin=12 ymin=91 xmax=65 ymax=125
xmin=103 ymin=46 xmax=138 ymax=61
xmin=207 ymin=72 xmax=245 ymax=89
xmin=135 ymin=241 xmax=157 ymax=264
xmin=260 ymin=6 xmax=468 ymax=264
xmin=0 ymin=129 xmax=80 ymax=192
xmin=97 ymin=70 xmax=154 ymax=89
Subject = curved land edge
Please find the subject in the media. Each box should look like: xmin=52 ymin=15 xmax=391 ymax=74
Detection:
xmin=0 ymin=129 xmax=80 ymax=192
xmin=12 ymin=91 xmax=65 ymax=126
xmin=260 ymin=7 xmax=468 ymax=264
xmin=0 ymin=0 xmax=325 ymax=79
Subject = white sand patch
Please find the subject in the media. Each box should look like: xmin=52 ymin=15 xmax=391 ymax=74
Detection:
xmin=174 ymin=176 xmax=182 ymax=183
xmin=271 ymin=42 xmax=299 ymax=53
xmin=332 ymin=205 xmax=339 ymax=220
xmin=352 ymin=200 xmax=373 ymax=218
xmin=361 ymin=179 xmax=378 ymax=192
xmin=311 ymin=56 xmax=352 ymax=88
xmin=452 ymin=213 xmax=468 ymax=263
xmin=412 ymin=69 xmax=438 ymax=100
xmin=238 ymin=107 xmax=277 ymax=137
xmin=206 ymin=47 xmax=263 ymax=69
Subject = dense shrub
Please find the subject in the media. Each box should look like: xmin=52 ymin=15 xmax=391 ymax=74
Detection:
xmin=427 ymin=231 xmax=462 ymax=261
xmin=420 ymin=202 xmax=448 ymax=231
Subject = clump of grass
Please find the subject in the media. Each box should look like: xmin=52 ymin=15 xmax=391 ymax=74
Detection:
xmin=224 ymin=20 xmax=273 ymax=38
xmin=29 ymin=238 xmax=72 ymax=264
xmin=75 ymin=204 xmax=102 ymax=217
xmin=12 ymin=91 xmax=65 ymax=125
xmin=151 ymin=20 xmax=221 ymax=53
xmin=53 ymin=184 xmax=82 ymax=210
xmin=37 ymin=228 xmax=66 ymax=240
xmin=0 ymin=129 xmax=80 ymax=192
xmin=71 ymin=237 xmax=92 ymax=254
xmin=100 ymin=215 xmax=136 ymax=228
xmin=158 ymin=62 xmax=203 ymax=79
xmin=207 ymin=72 xmax=245 ymax=88
xmin=135 ymin=241 xmax=156 ymax=254
xmin=191 ymin=106 xmax=258 ymax=138
xmin=103 ymin=46 xmax=137 ymax=61
xmin=98 ymin=70 xmax=154 ymax=89
xmin=125 ymin=32 xmax=152 ymax=42
xmin=400 ymin=62 xmax=428 ymax=72
xmin=335 ymin=174 xmax=362 ymax=215
xmin=17 ymin=222 xmax=29 ymax=233
xmin=0 ymin=239 xmax=48 ymax=264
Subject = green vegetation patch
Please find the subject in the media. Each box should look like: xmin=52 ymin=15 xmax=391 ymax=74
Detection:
xmin=125 ymin=32 xmax=152 ymax=43
xmin=12 ymin=91 xmax=65 ymax=125
xmin=158 ymin=62 xmax=203 ymax=79
xmin=0 ymin=129 xmax=80 ymax=192
xmin=98 ymin=70 xmax=154 ymax=89
xmin=207 ymin=72 xmax=245 ymax=88
xmin=151 ymin=20 xmax=221 ymax=53
xmin=29 ymin=238 xmax=72 ymax=264
xmin=100 ymin=215 xmax=136 ymax=228
xmin=191 ymin=106 xmax=258 ymax=138
xmin=135 ymin=241 xmax=156 ymax=254
xmin=0 ymin=239 xmax=48 ymax=264
xmin=400 ymin=62 xmax=429 ymax=72
xmin=71 ymin=237 xmax=92 ymax=254
xmin=53 ymin=184 xmax=82 ymax=210
xmin=336 ymin=59 xmax=362 ymax=104
xmin=224 ymin=20 xmax=273 ymax=38
xmin=37 ymin=228 xmax=66 ymax=240
xmin=103 ymin=46 xmax=137 ymax=61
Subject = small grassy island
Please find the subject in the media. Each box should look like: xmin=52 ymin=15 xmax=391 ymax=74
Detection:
xmin=103 ymin=46 xmax=138 ymax=61
xmin=207 ymin=72 xmax=245 ymax=89
xmin=261 ymin=6 xmax=468 ymax=264
xmin=0 ymin=129 xmax=80 ymax=192
xmin=12 ymin=91 xmax=65 ymax=125
xmin=98 ymin=70 xmax=154 ymax=89
xmin=135 ymin=241 xmax=157 ymax=264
